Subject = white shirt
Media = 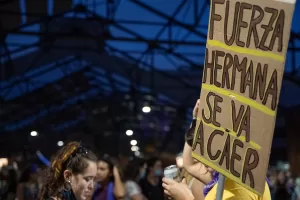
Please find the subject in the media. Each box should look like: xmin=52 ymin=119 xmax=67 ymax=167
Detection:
xmin=124 ymin=180 xmax=143 ymax=200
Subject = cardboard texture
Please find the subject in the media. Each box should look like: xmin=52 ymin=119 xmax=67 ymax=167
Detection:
xmin=192 ymin=0 xmax=296 ymax=195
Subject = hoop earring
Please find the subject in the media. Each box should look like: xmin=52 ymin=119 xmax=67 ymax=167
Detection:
xmin=64 ymin=180 xmax=72 ymax=192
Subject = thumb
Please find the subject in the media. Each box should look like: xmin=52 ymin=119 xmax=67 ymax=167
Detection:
xmin=181 ymin=178 xmax=187 ymax=184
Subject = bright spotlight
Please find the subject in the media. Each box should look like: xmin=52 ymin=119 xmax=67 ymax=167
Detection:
xmin=57 ymin=141 xmax=64 ymax=147
xmin=126 ymin=130 xmax=133 ymax=136
xmin=30 ymin=131 xmax=38 ymax=137
xmin=130 ymin=140 xmax=137 ymax=146
xmin=142 ymin=106 xmax=151 ymax=113
xmin=134 ymin=151 xmax=140 ymax=157
xmin=131 ymin=146 xmax=139 ymax=152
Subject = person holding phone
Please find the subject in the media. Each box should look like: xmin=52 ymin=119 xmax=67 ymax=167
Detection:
xmin=92 ymin=155 xmax=125 ymax=200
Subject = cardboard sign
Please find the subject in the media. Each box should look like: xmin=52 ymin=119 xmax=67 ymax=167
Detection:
xmin=192 ymin=0 xmax=296 ymax=195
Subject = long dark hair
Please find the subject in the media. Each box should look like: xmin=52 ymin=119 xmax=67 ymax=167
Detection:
xmin=123 ymin=158 xmax=145 ymax=181
xmin=98 ymin=154 xmax=114 ymax=182
xmin=38 ymin=141 xmax=97 ymax=199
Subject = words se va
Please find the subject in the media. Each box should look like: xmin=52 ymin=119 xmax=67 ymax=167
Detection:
xmin=211 ymin=0 xmax=286 ymax=52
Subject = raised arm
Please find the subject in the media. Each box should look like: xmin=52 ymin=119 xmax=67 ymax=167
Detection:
xmin=113 ymin=166 xmax=126 ymax=199
xmin=182 ymin=100 xmax=213 ymax=184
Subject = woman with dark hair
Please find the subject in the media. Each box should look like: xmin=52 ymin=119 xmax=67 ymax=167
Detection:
xmin=92 ymin=154 xmax=125 ymax=200
xmin=16 ymin=164 xmax=39 ymax=200
xmin=39 ymin=141 xmax=98 ymax=200
xmin=123 ymin=159 xmax=147 ymax=200
xmin=139 ymin=157 xmax=164 ymax=200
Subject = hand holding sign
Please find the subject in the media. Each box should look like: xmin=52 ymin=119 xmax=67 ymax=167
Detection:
xmin=193 ymin=99 xmax=200 ymax=119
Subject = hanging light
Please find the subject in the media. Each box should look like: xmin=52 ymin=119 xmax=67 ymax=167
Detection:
xmin=30 ymin=131 xmax=38 ymax=137
xmin=126 ymin=130 xmax=133 ymax=136
xmin=57 ymin=141 xmax=64 ymax=147
xmin=130 ymin=140 xmax=137 ymax=146
xmin=142 ymin=106 xmax=151 ymax=113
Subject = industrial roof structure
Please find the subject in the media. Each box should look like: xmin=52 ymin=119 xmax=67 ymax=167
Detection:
xmin=0 ymin=0 xmax=300 ymax=158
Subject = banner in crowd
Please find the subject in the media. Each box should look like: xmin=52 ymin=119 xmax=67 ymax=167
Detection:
xmin=192 ymin=0 xmax=296 ymax=195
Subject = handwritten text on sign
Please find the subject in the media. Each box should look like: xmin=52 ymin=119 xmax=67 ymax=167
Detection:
xmin=192 ymin=0 xmax=295 ymax=195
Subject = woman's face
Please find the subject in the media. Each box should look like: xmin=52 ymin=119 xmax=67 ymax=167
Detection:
xmin=151 ymin=160 xmax=163 ymax=177
xmin=96 ymin=161 xmax=111 ymax=183
xmin=139 ymin=163 xmax=147 ymax=179
xmin=71 ymin=160 xmax=97 ymax=200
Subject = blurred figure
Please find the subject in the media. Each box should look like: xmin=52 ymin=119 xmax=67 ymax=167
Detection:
xmin=39 ymin=141 xmax=98 ymax=200
xmin=1 ymin=155 xmax=18 ymax=200
xmin=287 ymin=176 xmax=295 ymax=197
xmin=139 ymin=157 xmax=164 ymax=200
xmin=268 ymin=169 xmax=277 ymax=200
xmin=123 ymin=159 xmax=147 ymax=200
xmin=292 ymin=177 xmax=300 ymax=200
xmin=16 ymin=164 xmax=39 ymax=200
xmin=92 ymin=154 xmax=125 ymax=200
xmin=275 ymin=171 xmax=289 ymax=200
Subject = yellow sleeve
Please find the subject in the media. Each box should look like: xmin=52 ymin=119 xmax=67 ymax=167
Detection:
xmin=205 ymin=179 xmax=271 ymax=200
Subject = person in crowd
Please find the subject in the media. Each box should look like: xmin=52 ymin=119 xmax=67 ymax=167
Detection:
xmin=2 ymin=155 xmax=19 ymax=200
xmin=292 ymin=177 xmax=300 ymax=200
xmin=92 ymin=154 xmax=125 ymax=200
xmin=275 ymin=171 xmax=289 ymax=200
xmin=139 ymin=157 xmax=164 ymax=200
xmin=287 ymin=175 xmax=295 ymax=198
xmin=163 ymin=99 xmax=272 ymax=200
xmin=123 ymin=158 xmax=147 ymax=200
xmin=16 ymin=164 xmax=39 ymax=200
xmin=39 ymin=141 xmax=98 ymax=200
xmin=268 ymin=169 xmax=277 ymax=200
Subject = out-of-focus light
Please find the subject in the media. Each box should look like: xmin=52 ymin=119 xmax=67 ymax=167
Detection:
xmin=142 ymin=106 xmax=151 ymax=113
xmin=126 ymin=130 xmax=133 ymax=136
xmin=134 ymin=151 xmax=140 ymax=157
xmin=30 ymin=131 xmax=38 ymax=136
xmin=164 ymin=126 xmax=170 ymax=131
xmin=57 ymin=141 xmax=64 ymax=147
xmin=0 ymin=158 xmax=8 ymax=168
xmin=131 ymin=146 xmax=139 ymax=152
xmin=130 ymin=140 xmax=137 ymax=146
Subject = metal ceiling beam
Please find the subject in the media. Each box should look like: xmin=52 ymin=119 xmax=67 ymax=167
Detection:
xmin=130 ymin=0 xmax=207 ymax=38
xmin=4 ymin=30 xmax=206 ymax=46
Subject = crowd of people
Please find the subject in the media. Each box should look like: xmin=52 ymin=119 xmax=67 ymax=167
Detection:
xmin=0 ymin=100 xmax=299 ymax=200
xmin=267 ymin=168 xmax=300 ymax=200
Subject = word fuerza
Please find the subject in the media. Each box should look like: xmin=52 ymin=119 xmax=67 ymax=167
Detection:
xmin=210 ymin=0 xmax=285 ymax=53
